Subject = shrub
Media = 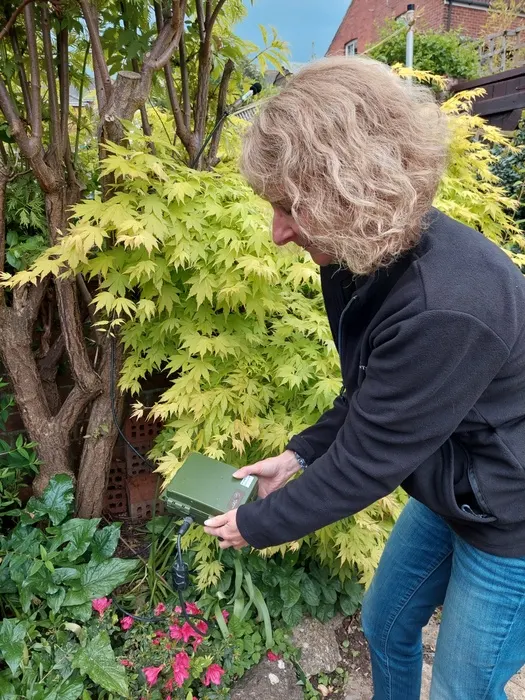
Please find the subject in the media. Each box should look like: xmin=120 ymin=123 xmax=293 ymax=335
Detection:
xmin=369 ymin=19 xmax=480 ymax=79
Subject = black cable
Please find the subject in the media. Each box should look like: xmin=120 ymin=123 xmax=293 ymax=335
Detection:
xmin=108 ymin=340 xmax=210 ymax=636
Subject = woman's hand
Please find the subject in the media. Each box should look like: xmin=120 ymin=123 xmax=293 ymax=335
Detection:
xmin=203 ymin=509 xmax=247 ymax=549
xmin=232 ymin=449 xmax=301 ymax=498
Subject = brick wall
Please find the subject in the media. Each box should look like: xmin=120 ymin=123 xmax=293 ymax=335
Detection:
xmin=327 ymin=1 xmax=501 ymax=56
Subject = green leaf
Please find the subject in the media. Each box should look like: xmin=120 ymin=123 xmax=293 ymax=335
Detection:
xmin=67 ymin=602 xmax=93 ymax=622
xmin=314 ymin=603 xmax=335 ymax=623
xmin=0 ymin=677 xmax=16 ymax=699
xmin=322 ymin=584 xmax=338 ymax=605
xmin=91 ymin=523 xmax=121 ymax=562
xmin=301 ymin=575 xmax=321 ymax=607
xmin=24 ymin=474 xmax=74 ymax=525
xmin=280 ymin=572 xmax=302 ymax=608
xmin=48 ymin=587 xmax=66 ymax=613
xmin=282 ymin=603 xmax=302 ymax=627
xmin=0 ymin=618 xmax=27 ymax=674
xmin=57 ymin=519 xmax=100 ymax=561
xmin=64 ymin=559 xmax=138 ymax=605
xmin=54 ymin=678 xmax=85 ymax=700
xmin=339 ymin=594 xmax=359 ymax=617
xmin=72 ymin=631 xmax=128 ymax=696
xmin=252 ymin=584 xmax=273 ymax=648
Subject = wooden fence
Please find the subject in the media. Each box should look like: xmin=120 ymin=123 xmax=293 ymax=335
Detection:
xmin=480 ymin=26 xmax=525 ymax=76
xmin=451 ymin=65 xmax=525 ymax=131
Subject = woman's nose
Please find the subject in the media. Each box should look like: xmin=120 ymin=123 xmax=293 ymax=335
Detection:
xmin=272 ymin=213 xmax=296 ymax=246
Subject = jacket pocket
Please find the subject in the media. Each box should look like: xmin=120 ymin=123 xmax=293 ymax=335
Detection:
xmin=402 ymin=439 xmax=496 ymax=524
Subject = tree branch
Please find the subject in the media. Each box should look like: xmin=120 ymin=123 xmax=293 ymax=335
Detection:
xmin=9 ymin=28 xmax=32 ymax=123
xmin=195 ymin=0 xmax=205 ymax=42
xmin=141 ymin=0 xmax=187 ymax=75
xmin=207 ymin=58 xmax=234 ymax=166
xmin=0 ymin=161 xmax=8 ymax=305
xmin=24 ymin=2 xmax=42 ymax=141
xmin=73 ymin=40 xmax=90 ymax=166
xmin=78 ymin=0 xmax=112 ymax=110
xmin=41 ymin=4 xmax=60 ymax=153
xmin=210 ymin=0 xmax=228 ymax=31
xmin=179 ymin=33 xmax=191 ymax=129
xmin=57 ymin=24 xmax=69 ymax=158
xmin=0 ymin=0 xmax=34 ymax=42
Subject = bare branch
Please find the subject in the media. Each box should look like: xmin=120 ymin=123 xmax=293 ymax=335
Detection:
xmin=205 ymin=0 xmax=212 ymax=24
xmin=142 ymin=0 xmax=188 ymax=74
xmin=78 ymin=0 xmax=112 ymax=110
xmin=57 ymin=24 xmax=69 ymax=158
xmin=74 ymin=40 xmax=90 ymax=166
xmin=24 ymin=2 xmax=42 ymax=141
xmin=0 ymin=0 xmax=34 ymax=42
xmin=207 ymin=58 xmax=234 ymax=166
xmin=9 ymin=28 xmax=32 ymax=122
xmin=195 ymin=0 xmax=205 ymax=42
xmin=179 ymin=34 xmax=191 ymax=129
xmin=41 ymin=4 xmax=60 ymax=152
xmin=209 ymin=0 xmax=228 ymax=33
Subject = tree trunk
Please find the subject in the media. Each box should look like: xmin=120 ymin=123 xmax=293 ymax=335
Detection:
xmin=76 ymin=338 xmax=124 ymax=518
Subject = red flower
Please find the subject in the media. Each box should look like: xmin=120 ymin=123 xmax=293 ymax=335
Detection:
xmin=172 ymin=651 xmax=190 ymax=688
xmin=203 ymin=663 xmax=225 ymax=686
xmin=267 ymin=651 xmax=281 ymax=662
xmin=192 ymin=637 xmax=203 ymax=652
xmin=154 ymin=602 xmax=166 ymax=616
xmin=120 ymin=616 xmax=134 ymax=631
xmin=119 ymin=659 xmax=133 ymax=667
xmin=169 ymin=623 xmax=183 ymax=640
xmin=142 ymin=665 xmax=164 ymax=687
xmin=91 ymin=597 xmax=112 ymax=618
xmin=185 ymin=601 xmax=201 ymax=616
xmin=164 ymin=678 xmax=174 ymax=692
xmin=180 ymin=621 xmax=196 ymax=644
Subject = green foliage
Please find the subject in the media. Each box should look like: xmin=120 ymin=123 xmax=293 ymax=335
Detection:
xmin=4 ymin=175 xmax=47 ymax=271
xmin=491 ymin=117 xmax=525 ymax=231
xmin=369 ymin=19 xmax=480 ymax=79
xmin=0 ymin=475 xmax=138 ymax=619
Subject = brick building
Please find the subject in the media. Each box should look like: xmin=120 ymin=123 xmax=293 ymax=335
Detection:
xmin=328 ymin=1 xmax=513 ymax=56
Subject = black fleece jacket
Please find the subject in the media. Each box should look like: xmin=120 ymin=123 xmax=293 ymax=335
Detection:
xmin=236 ymin=209 xmax=525 ymax=557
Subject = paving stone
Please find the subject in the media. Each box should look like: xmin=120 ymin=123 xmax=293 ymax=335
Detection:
xmin=292 ymin=616 xmax=342 ymax=677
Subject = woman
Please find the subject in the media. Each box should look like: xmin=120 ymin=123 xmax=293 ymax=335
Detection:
xmin=203 ymin=56 xmax=525 ymax=699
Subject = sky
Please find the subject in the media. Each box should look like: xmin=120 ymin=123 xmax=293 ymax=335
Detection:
xmin=236 ymin=0 xmax=350 ymax=63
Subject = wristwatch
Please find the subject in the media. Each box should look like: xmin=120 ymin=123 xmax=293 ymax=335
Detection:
xmin=293 ymin=451 xmax=309 ymax=471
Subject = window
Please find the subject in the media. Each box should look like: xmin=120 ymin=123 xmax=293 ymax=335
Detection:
xmin=345 ymin=39 xmax=358 ymax=56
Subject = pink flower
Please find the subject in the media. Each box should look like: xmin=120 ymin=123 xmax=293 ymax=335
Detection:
xmin=169 ymin=623 xmax=183 ymax=640
xmin=196 ymin=619 xmax=208 ymax=635
xmin=164 ymin=678 xmax=174 ymax=692
xmin=154 ymin=602 xmax=166 ymax=616
xmin=120 ymin=616 xmax=134 ymax=630
xmin=172 ymin=651 xmax=190 ymax=688
xmin=222 ymin=610 xmax=229 ymax=621
xmin=120 ymin=659 xmax=133 ymax=667
xmin=203 ymin=663 xmax=225 ymax=686
xmin=180 ymin=621 xmax=196 ymax=644
xmin=185 ymin=601 xmax=201 ymax=616
xmin=142 ymin=665 xmax=164 ymax=687
xmin=192 ymin=637 xmax=203 ymax=652
xmin=267 ymin=651 xmax=281 ymax=662
xmin=91 ymin=597 xmax=112 ymax=618
xmin=174 ymin=605 xmax=182 ymax=614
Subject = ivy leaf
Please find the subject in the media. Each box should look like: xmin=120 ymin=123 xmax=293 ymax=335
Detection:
xmin=64 ymin=559 xmax=138 ymax=605
xmin=72 ymin=631 xmax=128 ymax=696
xmin=0 ymin=618 xmax=27 ymax=674
xmin=301 ymin=575 xmax=321 ymax=608
xmin=23 ymin=474 xmax=74 ymax=525
xmin=91 ymin=523 xmax=121 ymax=562
xmin=282 ymin=602 xmax=303 ymax=627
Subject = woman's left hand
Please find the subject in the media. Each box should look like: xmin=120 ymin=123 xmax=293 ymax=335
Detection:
xmin=203 ymin=509 xmax=248 ymax=549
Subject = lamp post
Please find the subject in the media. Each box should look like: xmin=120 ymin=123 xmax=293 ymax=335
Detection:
xmin=406 ymin=4 xmax=415 ymax=69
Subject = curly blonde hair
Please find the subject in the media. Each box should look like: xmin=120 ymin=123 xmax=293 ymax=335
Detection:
xmin=241 ymin=56 xmax=450 ymax=275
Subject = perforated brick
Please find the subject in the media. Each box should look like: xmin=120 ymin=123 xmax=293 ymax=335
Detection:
xmin=125 ymin=440 xmax=156 ymax=478
xmin=124 ymin=416 xmax=163 ymax=444
xmin=127 ymin=472 xmax=165 ymax=522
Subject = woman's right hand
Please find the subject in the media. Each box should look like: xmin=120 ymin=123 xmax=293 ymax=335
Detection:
xmin=233 ymin=450 xmax=302 ymax=498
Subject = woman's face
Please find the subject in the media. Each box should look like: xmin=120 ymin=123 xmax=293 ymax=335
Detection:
xmin=271 ymin=205 xmax=334 ymax=266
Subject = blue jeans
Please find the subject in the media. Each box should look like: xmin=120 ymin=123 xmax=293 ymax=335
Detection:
xmin=361 ymin=498 xmax=525 ymax=699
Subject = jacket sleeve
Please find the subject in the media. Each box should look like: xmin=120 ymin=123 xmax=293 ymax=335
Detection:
xmin=285 ymin=390 xmax=349 ymax=464
xmin=237 ymin=310 xmax=509 ymax=549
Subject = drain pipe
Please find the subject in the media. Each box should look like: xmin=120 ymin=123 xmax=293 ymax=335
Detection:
xmin=447 ymin=0 xmax=453 ymax=31
xmin=406 ymin=4 xmax=416 ymax=69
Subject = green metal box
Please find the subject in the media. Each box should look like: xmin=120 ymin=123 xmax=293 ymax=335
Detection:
xmin=162 ymin=452 xmax=258 ymax=524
